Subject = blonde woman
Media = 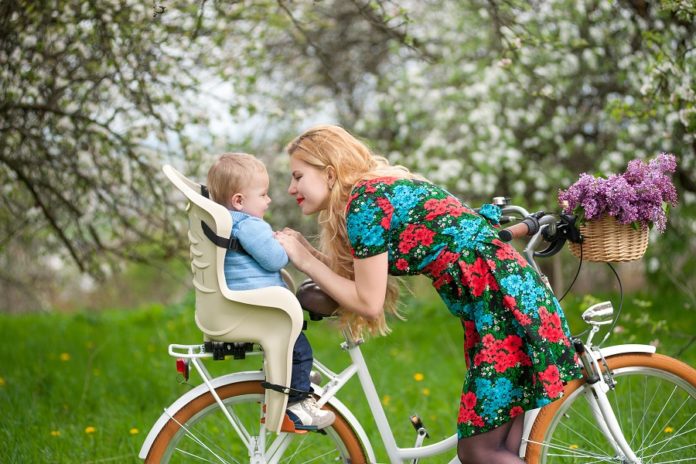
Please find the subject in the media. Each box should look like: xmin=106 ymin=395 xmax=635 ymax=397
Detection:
xmin=275 ymin=125 xmax=581 ymax=464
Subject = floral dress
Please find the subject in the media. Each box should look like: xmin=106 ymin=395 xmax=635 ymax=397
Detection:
xmin=345 ymin=177 xmax=582 ymax=438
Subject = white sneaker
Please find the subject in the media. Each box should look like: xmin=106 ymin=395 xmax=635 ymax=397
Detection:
xmin=286 ymin=397 xmax=336 ymax=430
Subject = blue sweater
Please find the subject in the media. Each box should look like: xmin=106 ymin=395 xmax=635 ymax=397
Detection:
xmin=224 ymin=211 xmax=288 ymax=290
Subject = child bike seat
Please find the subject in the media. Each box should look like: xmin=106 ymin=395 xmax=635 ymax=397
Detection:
xmin=162 ymin=164 xmax=303 ymax=433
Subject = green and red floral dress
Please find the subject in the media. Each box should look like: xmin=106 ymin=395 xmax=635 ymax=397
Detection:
xmin=345 ymin=177 xmax=582 ymax=439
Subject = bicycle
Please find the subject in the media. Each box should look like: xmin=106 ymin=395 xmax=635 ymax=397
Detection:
xmin=140 ymin=170 xmax=696 ymax=463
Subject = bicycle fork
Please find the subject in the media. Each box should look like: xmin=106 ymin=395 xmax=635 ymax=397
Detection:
xmin=575 ymin=340 xmax=642 ymax=464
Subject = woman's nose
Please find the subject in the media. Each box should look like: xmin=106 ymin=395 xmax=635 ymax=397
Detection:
xmin=287 ymin=182 xmax=296 ymax=195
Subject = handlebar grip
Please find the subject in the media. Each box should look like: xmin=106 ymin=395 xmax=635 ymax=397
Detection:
xmin=498 ymin=222 xmax=530 ymax=242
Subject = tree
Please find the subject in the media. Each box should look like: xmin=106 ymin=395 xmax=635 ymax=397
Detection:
xmin=2 ymin=0 xmax=694 ymax=310
xmin=355 ymin=0 xmax=695 ymax=292
xmin=0 ymin=0 xmax=416 ymax=309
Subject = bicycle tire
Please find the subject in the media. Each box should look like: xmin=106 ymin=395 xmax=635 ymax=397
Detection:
xmin=144 ymin=380 xmax=368 ymax=463
xmin=525 ymin=353 xmax=696 ymax=464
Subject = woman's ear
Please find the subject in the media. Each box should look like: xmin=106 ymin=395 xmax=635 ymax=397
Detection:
xmin=326 ymin=166 xmax=337 ymax=190
xmin=230 ymin=193 xmax=244 ymax=211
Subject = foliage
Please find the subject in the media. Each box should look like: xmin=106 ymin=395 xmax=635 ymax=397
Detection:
xmin=354 ymin=0 xmax=695 ymax=294
xmin=2 ymin=0 xmax=695 ymax=308
xmin=0 ymin=0 xmax=414 ymax=307
xmin=558 ymin=152 xmax=678 ymax=231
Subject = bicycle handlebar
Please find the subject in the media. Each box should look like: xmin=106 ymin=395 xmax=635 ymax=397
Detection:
xmin=493 ymin=203 xmax=582 ymax=260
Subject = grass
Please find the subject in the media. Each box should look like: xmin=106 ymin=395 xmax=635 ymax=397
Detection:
xmin=0 ymin=282 xmax=694 ymax=463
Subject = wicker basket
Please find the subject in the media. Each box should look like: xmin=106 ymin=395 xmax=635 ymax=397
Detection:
xmin=569 ymin=215 xmax=649 ymax=262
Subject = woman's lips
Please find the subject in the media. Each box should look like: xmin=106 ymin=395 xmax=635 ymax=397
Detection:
xmin=296 ymin=197 xmax=304 ymax=205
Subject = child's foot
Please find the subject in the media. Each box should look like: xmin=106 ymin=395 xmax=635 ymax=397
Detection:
xmin=286 ymin=397 xmax=336 ymax=430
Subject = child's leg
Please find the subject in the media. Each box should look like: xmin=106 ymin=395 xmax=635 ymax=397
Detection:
xmin=288 ymin=332 xmax=313 ymax=404
xmin=285 ymin=332 xmax=335 ymax=430
xmin=457 ymin=420 xmax=525 ymax=464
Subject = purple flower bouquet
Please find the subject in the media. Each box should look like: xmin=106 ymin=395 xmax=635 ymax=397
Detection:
xmin=558 ymin=153 xmax=678 ymax=233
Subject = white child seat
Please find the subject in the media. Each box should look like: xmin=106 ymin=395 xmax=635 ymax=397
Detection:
xmin=162 ymin=164 xmax=304 ymax=434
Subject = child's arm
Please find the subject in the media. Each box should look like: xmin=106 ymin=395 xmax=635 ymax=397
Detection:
xmin=236 ymin=218 xmax=288 ymax=271
xmin=279 ymin=227 xmax=330 ymax=265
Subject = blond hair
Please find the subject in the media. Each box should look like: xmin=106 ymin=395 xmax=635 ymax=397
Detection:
xmin=286 ymin=125 xmax=423 ymax=336
xmin=207 ymin=153 xmax=267 ymax=208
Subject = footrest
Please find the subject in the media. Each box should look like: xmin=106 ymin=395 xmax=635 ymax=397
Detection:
xmin=203 ymin=341 xmax=253 ymax=360
xmin=261 ymin=413 xmax=313 ymax=434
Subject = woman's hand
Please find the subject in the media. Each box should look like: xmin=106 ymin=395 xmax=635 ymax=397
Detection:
xmin=278 ymin=227 xmax=330 ymax=264
xmin=275 ymin=231 xmax=315 ymax=274
xmin=279 ymin=227 xmax=312 ymax=251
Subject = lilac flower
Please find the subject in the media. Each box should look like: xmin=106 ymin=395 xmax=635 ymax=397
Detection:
xmin=558 ymin=153 xmax=678 ymax=233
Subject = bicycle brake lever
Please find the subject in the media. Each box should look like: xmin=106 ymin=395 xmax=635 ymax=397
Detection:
xmin=534 ymin=237 xmax=567 ymax=257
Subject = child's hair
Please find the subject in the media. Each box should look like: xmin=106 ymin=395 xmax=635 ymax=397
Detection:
xmin=286 ymin=124 xmax=424 ymax=336
xmin=207 ymin=153 xmax=267 ymax=208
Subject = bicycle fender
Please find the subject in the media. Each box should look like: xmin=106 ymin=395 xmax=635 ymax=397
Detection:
xmin=597 ymin=344 xmax=656 ymax=359
xmin=138 ymin=371 xmax=377 ymax=463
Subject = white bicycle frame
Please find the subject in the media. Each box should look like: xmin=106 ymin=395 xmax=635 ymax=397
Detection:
xmin=140 ymin=204 xmax=654 ymax=464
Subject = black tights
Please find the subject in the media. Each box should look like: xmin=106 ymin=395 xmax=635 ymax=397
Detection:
xmin=457 ymin=415 xmax=525 ymax=464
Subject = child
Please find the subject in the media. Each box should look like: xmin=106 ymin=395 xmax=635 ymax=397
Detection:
xmin=206 ymin=152 xmax=335 ymax=430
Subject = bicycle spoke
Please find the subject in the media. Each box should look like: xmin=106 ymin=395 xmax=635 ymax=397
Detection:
xmin=167 ymin=413 xmax=235 ymax=464
xmin=640 ymin=382 xmax=680 ymax=452
xmin=627 ymin=374 xmax=658 ymax=449
xmin=525 ymin=439 xmax=617 ymax=461
xmin=640 ymin=457 xmax=696 ymax=464
xmin=643 ymin=398 xmax=694 ymax=455
xmin=639 ymin=426 xmax=696 ymax=460
xmin=174 ymin=447 xmax=234 ymax=464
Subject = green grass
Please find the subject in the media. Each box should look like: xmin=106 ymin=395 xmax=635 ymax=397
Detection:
xmin=0 ymin=284 xmax=693 ymax=463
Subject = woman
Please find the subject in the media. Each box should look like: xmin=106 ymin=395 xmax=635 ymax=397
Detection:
xmin=275 ymin=125 xmax=581 ymax=463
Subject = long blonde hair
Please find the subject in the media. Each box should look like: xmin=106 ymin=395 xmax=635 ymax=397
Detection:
xmin=286 ymin=124 xmax=422 ymax=336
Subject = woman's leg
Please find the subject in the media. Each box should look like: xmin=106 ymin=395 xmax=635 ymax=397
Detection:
xmin=457 ymin=420 xmax=525 ymax=464
xmin=504 ymin=414 xmax=525 ymax=456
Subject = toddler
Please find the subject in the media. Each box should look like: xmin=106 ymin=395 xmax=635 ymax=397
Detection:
xmin=207 ymin=152 xmax=335 ymax=430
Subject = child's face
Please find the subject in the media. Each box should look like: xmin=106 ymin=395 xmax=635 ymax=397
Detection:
xmin=234 ymin=171 xmax=271 ymax=218
xmin=288 ymin=157 xmax=332 ymax=215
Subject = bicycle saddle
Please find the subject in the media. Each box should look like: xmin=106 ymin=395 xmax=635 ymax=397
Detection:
xmin=296 ymin=279 xmax=339 ymax=320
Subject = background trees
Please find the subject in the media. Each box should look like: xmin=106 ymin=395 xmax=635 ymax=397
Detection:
xmin=2 ymin=0 xmax=694 ymax=310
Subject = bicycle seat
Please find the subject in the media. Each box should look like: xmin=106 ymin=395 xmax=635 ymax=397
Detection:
xmin=162 ymin=164 xmax=303 ymax=434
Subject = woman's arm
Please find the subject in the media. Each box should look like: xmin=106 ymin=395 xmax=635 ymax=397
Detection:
xmin=279 ymin=227 xmax=331 ymax=265
xmin=276 ymin=233 xmax=388 ymax=319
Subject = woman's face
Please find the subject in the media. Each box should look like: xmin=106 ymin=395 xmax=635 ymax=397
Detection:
xmin=288 ymin=156 xmax=332 ymax=215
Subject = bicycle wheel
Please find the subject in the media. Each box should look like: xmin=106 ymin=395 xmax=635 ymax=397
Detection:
xmin=526 ymin=353 xmax=696 ymax=463
xmin=144 ymin=380 xmax=368 ymax=463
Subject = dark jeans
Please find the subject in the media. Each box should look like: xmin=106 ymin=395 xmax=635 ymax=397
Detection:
xmin=288 ymin=331 xmax=313 ymax=404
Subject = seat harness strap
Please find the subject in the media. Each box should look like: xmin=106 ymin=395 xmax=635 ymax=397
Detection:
xmin=261 ymin=381 xmax=310 ymax=399
xmin=199 ymin=184 xmax=248 ymax=255
xmin=200 ymin=221 xmax=248 ymax=254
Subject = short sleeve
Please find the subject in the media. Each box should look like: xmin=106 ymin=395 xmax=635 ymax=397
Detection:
xmin=345 ymin=180 xmax=393 ymax=258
